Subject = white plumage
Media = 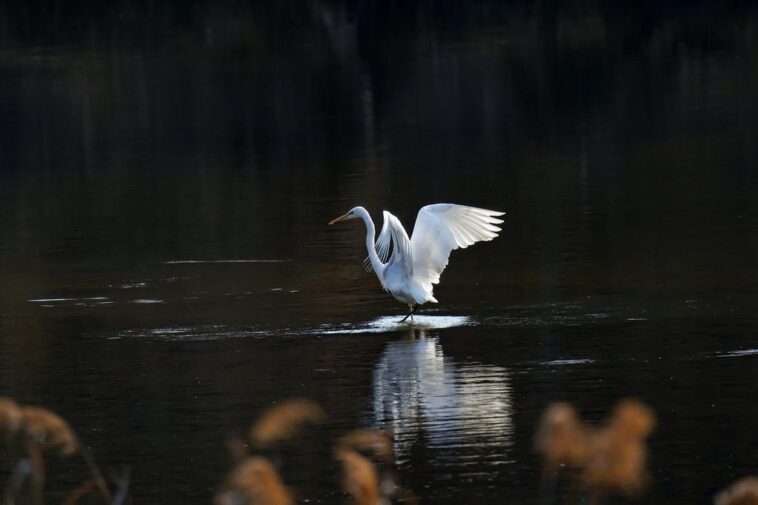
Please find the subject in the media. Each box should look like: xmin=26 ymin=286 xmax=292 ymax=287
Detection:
xmin=329 ymin=203 xmax=504 ymax=320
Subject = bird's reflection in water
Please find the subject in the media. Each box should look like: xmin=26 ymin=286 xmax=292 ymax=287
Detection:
xmin=372 ymin=328 xmax=514 ymax=467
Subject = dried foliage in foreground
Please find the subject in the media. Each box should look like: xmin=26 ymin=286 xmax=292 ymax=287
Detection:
xmin=215 ymin=457 xmax=294 ymax=505
xmin=534 ymin=402 xmax=589 ymax=473
xmin=0 ymin=395 xmax=122 ymax=505
xmin=535 ymin=398 xmax=656 ymax=502
xmin=217 ymin=398 xmax=326 ymax=505
xmin=19 ymin=405 xmax=79 ymax=456
xmin=0 ymin=397 xmax=23 ymax=435
xmin=715 ymin=477 xmax=758 ymax=505
xmin=248 ymin=398 xmax=326 ymax=448
xmin=336 ymin=448 xmax=382 ymax=505
xmin=337 ymin=429 xmax=395 ymax=464
xmin=336 ymin=429 xmax=406 ymax=504
xmin=217 ymin=400 xmax=409 ymax=505
xmin=4 ymin=392 xmax=751 ymax=504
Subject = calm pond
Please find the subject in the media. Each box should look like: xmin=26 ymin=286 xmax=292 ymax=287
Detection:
xmin=0 ymin=2 xmax=757 ymax=503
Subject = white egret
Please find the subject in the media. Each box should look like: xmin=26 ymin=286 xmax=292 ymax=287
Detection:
xmin=328 ymin=204 xmax=505 ymax=321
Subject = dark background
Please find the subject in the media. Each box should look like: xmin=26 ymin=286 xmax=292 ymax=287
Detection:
xmin=0 ymin=1 xmax=757 ymax=503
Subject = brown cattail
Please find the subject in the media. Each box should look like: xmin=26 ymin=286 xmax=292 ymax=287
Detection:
xmin=336 ymin=449 xmax=381 ymax=505
xmin=216 ymin=457 xmax=293 ymax=505
xmin=582 ymin=399 xmax=656 ymax=497
xmin=20 ymin=406 xmax=79 ymax=456
xmin=715 ymin=477 xmax=758 ymax=505
xmin=249 ymin=399 xmax=326 ymax=448
xmin=535 ymin=402 xmax=591 ymax=472
xmin=608 ymin=399 xmax=656 ymax=440
xmin=0 ymin=397 xmax=22 ymax=434
xmin=337 ymin=430 xmax=394 ymax=463
xmin=582 ymin=429 xmax=648 ymax=495
xmin=535 ymin=399 xmax=656 ymax=500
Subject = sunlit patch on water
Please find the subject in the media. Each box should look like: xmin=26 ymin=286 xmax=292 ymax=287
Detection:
xmin=112 ymin=325 xmax=268 ymax=341
xmin=131 ymin=299 xmax=165 ymax=304
xmin=321 ymin=315 xmax=472 ymax=335
xmin=713 ymin=348 xmax=758 ymax=358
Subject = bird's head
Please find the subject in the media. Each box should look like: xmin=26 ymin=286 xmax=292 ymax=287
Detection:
xmin=328 ymin=207 xmax=364 ymax=225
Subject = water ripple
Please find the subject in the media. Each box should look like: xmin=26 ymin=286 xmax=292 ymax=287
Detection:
xmin=714 ymin=348 xmax=758 ymax=358
xmin=113 ymin=325 xmax=267 ymax=341
xmin=321 ymin=315 xmax=472 ymax=335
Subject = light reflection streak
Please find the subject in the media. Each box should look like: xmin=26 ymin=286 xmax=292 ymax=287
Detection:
xmin=372 ymin=328 xmax=513 ymax=465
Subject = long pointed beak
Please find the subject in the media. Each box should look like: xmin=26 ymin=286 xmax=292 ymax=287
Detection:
xmin=328 ymin=213 xmax=349 ymax=225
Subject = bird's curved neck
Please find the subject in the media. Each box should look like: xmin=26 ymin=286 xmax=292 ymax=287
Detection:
xmin=358 ymin=209 xmax=385 ymax=276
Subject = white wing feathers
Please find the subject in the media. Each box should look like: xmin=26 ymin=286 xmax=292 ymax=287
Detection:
xmin=364 ymin=211 xmax=412 ymax=273
xmin=363 ymin=205 xmax=503 ymax=297
xmin=363 ymin=211 xmax=392 ymax=272
xmin=410 ymin=204 xmax=504 ymax=289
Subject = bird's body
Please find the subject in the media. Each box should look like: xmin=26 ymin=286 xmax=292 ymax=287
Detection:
xmin=329 ymin=204 xmax=504 ymax=319
xmin=382 ymin=262 xmax=422 ymax=305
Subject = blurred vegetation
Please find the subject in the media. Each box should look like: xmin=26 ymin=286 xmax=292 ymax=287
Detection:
xmin=1 ymin=395 xmax=754 ymax=504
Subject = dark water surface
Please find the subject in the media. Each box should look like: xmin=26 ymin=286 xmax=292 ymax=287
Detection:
xmin=1 ymin=2 xmax=757 ymax=503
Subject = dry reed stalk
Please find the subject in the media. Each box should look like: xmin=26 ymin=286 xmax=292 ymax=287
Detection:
xmin=3 ymin=458 xmax=33 ymax=504
xmin=534 ymin=402 xmax=591 ymax=472
xmin=216 ymin=456 xmax=293 ymax=505
xmin=336 ymin=448 xmax=381 ymax=505
xmin=18 ymin=405 xmax=113 ymax=503
xmin=28 ymin=444 xmax=46 ymax=505
xmin=62 ymin=479 xmax=98 ymax=505
xmin=111 ymin=467 xmax=131 ymax=505
xmin=16 ymin=406 xmax=77 ymax=505
xmin=715 ymin=477 xmax=758 ymax=505
xmin=249 ymin=399 xmax=326 ymax=448
xmin=337 ymin=430 xmax=394 ymax=463
xmin=79 ymin=445 xmax=114 ymax=504
xmin=19 ymin=406 xmax=79 ymax=456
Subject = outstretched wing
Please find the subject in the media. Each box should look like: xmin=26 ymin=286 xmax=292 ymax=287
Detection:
xmin=410 ymin=204 xmax=504 ymax=289
xmin=364 ymin=211 xmax=412 ymax=274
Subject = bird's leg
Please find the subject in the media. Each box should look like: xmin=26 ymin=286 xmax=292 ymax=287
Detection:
xmin=400 ymin=304 xmax=418 ymax=323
